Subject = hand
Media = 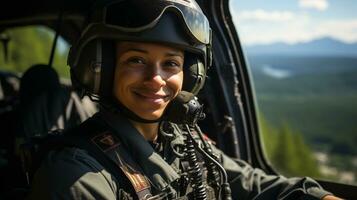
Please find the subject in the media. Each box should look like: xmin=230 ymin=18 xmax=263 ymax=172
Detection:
xmin=322 ymin=195 xmax=344 ymax=200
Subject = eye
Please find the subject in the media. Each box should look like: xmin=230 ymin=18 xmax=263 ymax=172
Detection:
xmin=163 ymin=60 xmax=182 ymax=68
xmin=127 ymin=57 xmax=146 ymax=65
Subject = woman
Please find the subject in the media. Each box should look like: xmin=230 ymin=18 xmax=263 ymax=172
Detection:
xmin=28 ymin=0 xmax=340 ymax=199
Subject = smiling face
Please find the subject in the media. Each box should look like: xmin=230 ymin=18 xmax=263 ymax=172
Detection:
xmin=113 ymin=41 xmax=184 ymax=120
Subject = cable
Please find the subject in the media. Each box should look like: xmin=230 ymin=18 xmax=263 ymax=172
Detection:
xmin=184 ymin=124 xmax=207 ymax=200
xmin=165 ymin=91 xmax=232 ymax=199
xmin=187 ymin=126 xmax=232 ymax=200
xmin=194 ymin=125 xmax=221 ymax=184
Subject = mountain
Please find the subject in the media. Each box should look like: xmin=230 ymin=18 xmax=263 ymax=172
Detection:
xmin=245 ymin=37 xmax=357 ymax=56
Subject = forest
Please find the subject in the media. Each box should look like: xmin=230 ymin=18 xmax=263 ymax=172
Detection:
xmin=249 ymin=54 xmax=357 ymax=185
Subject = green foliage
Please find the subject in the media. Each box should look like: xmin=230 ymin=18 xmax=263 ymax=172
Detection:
xmin=270 ymin=123 xmax=297 ymax=176
xmin=249 ymin=54 xmax=357 ymax=185
xmin=257 ymin=113 xmax=278 ymax=160
xmin=293 ymin=134 xmax=321 ymax=177
xmin=248 ymin=55 xmax=357 ymax=156
xmin=0 ymin=26 xmax=70 ymax=78
xmin=259 ymin=115 xmax=321 ymax=178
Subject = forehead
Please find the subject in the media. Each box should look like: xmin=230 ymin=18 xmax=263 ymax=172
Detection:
xmin=116 ymin=41 xmax=184 ymax=55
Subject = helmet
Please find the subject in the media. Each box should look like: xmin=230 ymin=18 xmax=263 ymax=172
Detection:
xmin=68 ymin=0 xmax=212 ymax=99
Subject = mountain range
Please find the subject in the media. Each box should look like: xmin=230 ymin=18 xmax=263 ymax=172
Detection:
xmin=245 ymin=37 xmax=357 ymax=56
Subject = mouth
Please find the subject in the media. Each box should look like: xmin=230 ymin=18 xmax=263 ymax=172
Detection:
xmin=133 ymin=90 xmax=170 ymax=104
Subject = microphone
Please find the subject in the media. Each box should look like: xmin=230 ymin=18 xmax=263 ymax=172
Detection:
xmin=164 ymin=91 xmax=205 ymax=126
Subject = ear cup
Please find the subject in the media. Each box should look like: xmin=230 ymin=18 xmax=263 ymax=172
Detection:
xmin=182 ymin=54 xmax=206 ymax=95
xmin=68 ymin=39 xmax=116 ymax=99
xmin=68 ymin=39 xmax=103 ymax=95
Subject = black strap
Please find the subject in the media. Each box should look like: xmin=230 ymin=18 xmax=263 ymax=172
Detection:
xmin=59 ymin=117 xmax=153 ymax=199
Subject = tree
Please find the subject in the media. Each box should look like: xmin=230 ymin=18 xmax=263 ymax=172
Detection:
xmin=258 ymin=113 xmax=278 ymax=162
xmin=291 ymin=132 xmax=321 ymax=177
xmin=259 ymin=115 xmax=321 ymax=178
xmin=270 ymin=123 xmax=297 ymax=176
xmin=0 ymin=26 xmax=69 ymax=78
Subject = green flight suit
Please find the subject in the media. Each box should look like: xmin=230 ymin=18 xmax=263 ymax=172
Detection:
xmin=27 ymin=110 xmax=332 ymax=200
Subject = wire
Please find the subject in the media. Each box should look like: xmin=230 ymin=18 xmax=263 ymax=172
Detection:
xmin=184 ymin=124 xmax=207 ymax=200
xmin=189 ymin=125 xmax=232 ymax=200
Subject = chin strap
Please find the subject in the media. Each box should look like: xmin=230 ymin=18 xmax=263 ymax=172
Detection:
xmin=99 ymin=97 xmax=162 ymax=123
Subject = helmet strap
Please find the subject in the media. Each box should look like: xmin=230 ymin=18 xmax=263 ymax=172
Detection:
xmin=100 ymin=97 xmax=162 ymax=123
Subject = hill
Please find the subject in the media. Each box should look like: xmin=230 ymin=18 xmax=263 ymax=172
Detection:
xmin=246 ymin=54 xmax=357 ymax=156
xmin=245 ymin=37 xmax=357 ymax=56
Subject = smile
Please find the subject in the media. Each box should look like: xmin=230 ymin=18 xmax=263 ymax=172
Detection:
xmin=133 ymin=91 xmax=169 ymax=103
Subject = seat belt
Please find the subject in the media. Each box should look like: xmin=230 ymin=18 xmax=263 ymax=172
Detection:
xmin=90 ymin=131 xmax=153 ymax=199
xmin=61 ymin=118 xmax=153 ymax=200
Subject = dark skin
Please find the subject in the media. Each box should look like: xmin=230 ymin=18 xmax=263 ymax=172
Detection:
xmin=113 ymin=41 xmax=184 ymax=141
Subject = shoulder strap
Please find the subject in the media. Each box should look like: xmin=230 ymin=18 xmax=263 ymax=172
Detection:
xmin=61 ymin=117 xmax=153 ymax=200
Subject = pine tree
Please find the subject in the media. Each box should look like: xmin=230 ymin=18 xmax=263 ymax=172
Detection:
xmin=263 ymin=121 xmax=321 ymax=178
xmin=270 ymin=123 xmax=297 ymax=176
xmin=292 ymin=133 xmax=321 ymax=177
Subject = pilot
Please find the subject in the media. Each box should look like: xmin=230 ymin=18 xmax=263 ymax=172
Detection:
xmin=27 ymin=0 xmax=341 ymax=199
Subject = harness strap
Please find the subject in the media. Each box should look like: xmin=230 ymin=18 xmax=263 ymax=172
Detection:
xmin=61 ymin=117 xmax=153 ymax=200
xmin=90 ymin=131 xmax=152 ymax=200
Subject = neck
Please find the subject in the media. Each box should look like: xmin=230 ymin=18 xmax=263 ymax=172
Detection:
xmin=130 ymin=120 xmax=159 ymax=141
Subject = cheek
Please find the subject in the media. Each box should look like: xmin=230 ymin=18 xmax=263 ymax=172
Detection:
xmin=167 ymin=71 xmax=184 ymax=93
xmin=112 ymin=67 xmax=130 ymax=96
xmin=113 ymin=65 xmax=140 ymax=85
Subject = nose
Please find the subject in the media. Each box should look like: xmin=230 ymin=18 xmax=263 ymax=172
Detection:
xmin=143 ymin=63 xmax=166 ymax=89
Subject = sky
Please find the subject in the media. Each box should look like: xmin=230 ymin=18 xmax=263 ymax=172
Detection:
xmin=229 ymin=0 xmax=357 ymax=45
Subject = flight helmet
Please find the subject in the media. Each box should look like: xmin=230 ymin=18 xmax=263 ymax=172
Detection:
xmin=67 ymin=0 xmax=212 ymax=121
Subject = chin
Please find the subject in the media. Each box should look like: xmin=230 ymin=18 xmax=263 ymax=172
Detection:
xmin=138 ymin=111 xmax=164 ymax=121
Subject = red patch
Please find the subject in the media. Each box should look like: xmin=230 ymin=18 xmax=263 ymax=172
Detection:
xmin=91 ymin=132 xmax=120 ymax=152
xmin=115 ymin=152 xmax=151 ymax=192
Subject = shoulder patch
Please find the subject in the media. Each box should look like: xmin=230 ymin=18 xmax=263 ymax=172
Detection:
xmin=91 ymin=131 xmax=120 ymax=152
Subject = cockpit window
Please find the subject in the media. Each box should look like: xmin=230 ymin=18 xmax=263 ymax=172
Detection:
xmin=230 ymin=0 xmax=357 ymax=186
xmin=0 ymin=26 xmax=70 ymax=79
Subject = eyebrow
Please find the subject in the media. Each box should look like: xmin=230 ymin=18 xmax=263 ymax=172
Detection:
xmin=123 ymin=48 xmax=148 ymax=54
xmin=165 ymin=52 xmax=184 ymax=59
xmin=122 ymin=48 xmax=184 ymax=59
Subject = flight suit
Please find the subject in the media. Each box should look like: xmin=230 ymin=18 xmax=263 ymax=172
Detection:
xmin=27 ymin=109 xmax=332 ymax=200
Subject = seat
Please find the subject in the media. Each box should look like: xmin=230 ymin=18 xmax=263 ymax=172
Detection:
xmin=17 ymin=64 xmax=95 ymax=138
xmin=0 ymin=64 xmax=97 ymax=199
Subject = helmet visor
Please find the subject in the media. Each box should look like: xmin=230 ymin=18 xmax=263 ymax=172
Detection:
xmin=104 ymin=0 xmax=210 ymax=44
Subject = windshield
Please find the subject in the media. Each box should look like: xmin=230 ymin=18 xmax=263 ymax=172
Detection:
xmin=230 ymin=0 xmax=357 ymax=186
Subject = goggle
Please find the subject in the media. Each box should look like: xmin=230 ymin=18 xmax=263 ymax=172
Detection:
xmin=101 ymin=0 xmax=211 ymax=45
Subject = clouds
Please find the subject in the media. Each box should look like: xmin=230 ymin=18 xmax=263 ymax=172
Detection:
xmin=233 ymin=13 xmax=309 ymax=45
xmin=231 ymin=0 xmax=357 ymax=45
xmin=299 ymin=0 xmax=329 ymax=11
xmin=237 ymin=9 xmax=295 ymax=22
xmin=316 ymin=20 xmax=357 ymax=43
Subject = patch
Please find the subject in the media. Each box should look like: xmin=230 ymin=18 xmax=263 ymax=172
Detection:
xmin=91 ymin=131 xmax=120 ymax=152
xmin=115 ymin=151 xmax=151 ymax=193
